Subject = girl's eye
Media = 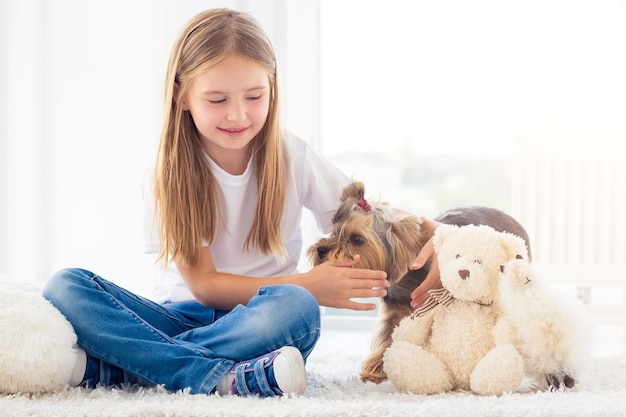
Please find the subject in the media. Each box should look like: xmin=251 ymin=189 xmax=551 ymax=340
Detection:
xmin=246 ymin=95 xmax=262 ymax=101
xmin=208 ymin=99 xmax=226 ymax=104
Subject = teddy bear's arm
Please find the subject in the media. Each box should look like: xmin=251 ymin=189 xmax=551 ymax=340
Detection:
xmin=391 ymin=308 xmax=436 ymax=346
xmin=493 ymin=317 xmax=520 ymax=346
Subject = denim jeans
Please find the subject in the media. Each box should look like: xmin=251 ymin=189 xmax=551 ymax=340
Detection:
xmin=42 ymin=268 xmax=321 ymax=394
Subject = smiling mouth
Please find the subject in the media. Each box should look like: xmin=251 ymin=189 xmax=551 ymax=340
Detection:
xmin=220 ymin=127 xmax=248 ymax=136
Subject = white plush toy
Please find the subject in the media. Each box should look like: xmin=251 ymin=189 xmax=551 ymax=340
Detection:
xmin=383 ymin=224 xmax=529 ymax=396
xmin=498 ymin=258 xmax=592 ymax=391
xmin=0 ymin=274 xmax=79 ymax=393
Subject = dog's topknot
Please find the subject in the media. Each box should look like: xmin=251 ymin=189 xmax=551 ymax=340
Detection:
xmin=340 ymin=181 xmax=366 ymax=203
xmin=333 ymin=181 xmax=369 ymax=223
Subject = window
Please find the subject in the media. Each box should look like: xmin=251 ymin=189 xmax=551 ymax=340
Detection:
xmin=315 ymin=0 xmax=625 ymax=323
xmin=319 ymin=0 xmax=624 ymax=213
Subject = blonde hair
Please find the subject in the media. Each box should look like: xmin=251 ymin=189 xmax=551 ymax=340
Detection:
xmin=154 ymin=8 xmax=286 ymax=267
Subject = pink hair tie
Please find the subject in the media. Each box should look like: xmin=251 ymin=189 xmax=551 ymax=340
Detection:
xmin=358 ymin=200 xmax=371 ymax=212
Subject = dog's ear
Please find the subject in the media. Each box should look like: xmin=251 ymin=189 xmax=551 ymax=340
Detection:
xmin=384 ymin=214 xmax=426 ymax=282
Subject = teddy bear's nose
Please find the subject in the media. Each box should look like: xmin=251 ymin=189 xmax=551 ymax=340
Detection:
xmin=458 ymin=270 xmax=470 ymax=280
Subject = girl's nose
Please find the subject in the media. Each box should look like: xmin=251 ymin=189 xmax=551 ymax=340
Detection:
xmin=226 ymin=100 xmax=246 ymax=122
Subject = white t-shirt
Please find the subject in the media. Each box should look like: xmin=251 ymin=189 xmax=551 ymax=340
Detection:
xmin=145 ymin=132 xmax=348 ymax=303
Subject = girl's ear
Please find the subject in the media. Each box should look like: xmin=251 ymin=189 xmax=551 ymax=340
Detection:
xmin=173 ymin=82 xmax=189 ymax=110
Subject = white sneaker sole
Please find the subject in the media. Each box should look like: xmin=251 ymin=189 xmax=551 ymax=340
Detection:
xmin=272 ymin=346 xmax=306 ymax=395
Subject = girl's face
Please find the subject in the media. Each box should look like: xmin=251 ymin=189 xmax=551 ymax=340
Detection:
xmin=180 ymin=55 xmax=271 ymax=173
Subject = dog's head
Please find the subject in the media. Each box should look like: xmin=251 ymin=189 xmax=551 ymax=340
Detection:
xmin=308 ymin=181 xmax=426 ymax=286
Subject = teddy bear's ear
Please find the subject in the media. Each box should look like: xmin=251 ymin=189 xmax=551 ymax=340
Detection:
xmin=499 ymin=232 xmax=529 ymax=261
xmin=432 ymin=224 xmax=460 ymax=253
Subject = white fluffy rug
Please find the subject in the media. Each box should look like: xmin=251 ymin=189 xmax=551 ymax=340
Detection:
xmin=2 ymin=348 xmax=626 ymax=417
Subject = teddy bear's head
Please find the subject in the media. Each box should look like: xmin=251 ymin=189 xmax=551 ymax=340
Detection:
xmin=498 ymin=257 xmax=536 ymax=303
xmin=433 ymin=224 xmax=529 ymax=305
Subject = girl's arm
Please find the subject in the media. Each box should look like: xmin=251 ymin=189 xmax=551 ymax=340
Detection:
xmin=177 ymin=247 xmax=389 ymax=311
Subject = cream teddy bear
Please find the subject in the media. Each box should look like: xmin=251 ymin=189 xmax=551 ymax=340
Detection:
xmin=498 ymin=258 xmax=592 ymax=391
xmin=0 ymin=274 xmax=80 ymax=393
xmin=383 ymin=224 xmax=529 ymax=395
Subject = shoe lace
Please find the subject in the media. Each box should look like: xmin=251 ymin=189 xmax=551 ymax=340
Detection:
xmin=234 ymin=356 xmax=278 ymax=397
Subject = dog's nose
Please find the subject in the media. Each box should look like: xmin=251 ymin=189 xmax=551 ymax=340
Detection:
xmin=317 ymin=246 xmax=330 ymax=259
xmin=458 ymin=270 xmax=470 ymax=280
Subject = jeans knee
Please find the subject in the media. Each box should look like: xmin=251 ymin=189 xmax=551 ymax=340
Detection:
xmin=43 ymin=268 xmax=92 ymax=309
xmin=292 ymin=285 xmax=320 ymax=331
xmin=266 ymin=284 xmax=320 ymax=328
xmin=266 ymin=284 xmax=320 ymax=355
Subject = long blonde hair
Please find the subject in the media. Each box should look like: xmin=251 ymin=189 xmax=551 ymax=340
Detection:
xmin=154 ymin=9 xmax=286 ymax=267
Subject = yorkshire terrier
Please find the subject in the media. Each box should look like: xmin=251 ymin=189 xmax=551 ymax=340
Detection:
xmin=309 ymin=181 xmax=531 ymax=384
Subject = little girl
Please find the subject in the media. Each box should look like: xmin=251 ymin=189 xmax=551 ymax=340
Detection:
xmin=43 ymin=8 xmax=389 ymax=397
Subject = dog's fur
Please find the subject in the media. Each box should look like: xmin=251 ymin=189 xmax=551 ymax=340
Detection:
xmin=309 ymin=181 xmax=532 ymax=383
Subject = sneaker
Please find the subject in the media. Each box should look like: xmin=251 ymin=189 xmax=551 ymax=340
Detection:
xmin=230 ymin=346 xmax=306 ymax=397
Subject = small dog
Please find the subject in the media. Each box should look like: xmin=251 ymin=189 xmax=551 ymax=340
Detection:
xmin=309 ymin=181 xmax=531 ymax=383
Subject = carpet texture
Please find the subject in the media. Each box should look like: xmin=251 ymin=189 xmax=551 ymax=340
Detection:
xmin=2 ymin=349 xmax=625 ymax=417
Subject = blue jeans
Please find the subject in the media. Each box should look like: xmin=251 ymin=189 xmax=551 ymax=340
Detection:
xmin=42 ymin=268 xmax=321 ymax=394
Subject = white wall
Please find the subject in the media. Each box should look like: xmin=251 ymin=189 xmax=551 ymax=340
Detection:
xmin=0 ymin=0 xmax=319 ymax=296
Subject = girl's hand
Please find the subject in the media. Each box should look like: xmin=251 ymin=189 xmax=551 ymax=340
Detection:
xmin=304 ymin=255 xmax=388 ymax=311
xmin=409 ymin=238 xmax=443 ymax=308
